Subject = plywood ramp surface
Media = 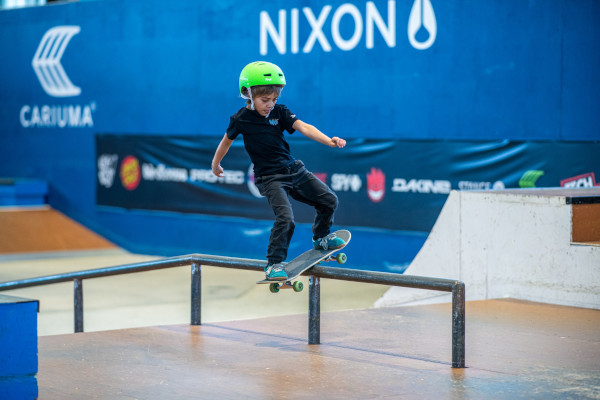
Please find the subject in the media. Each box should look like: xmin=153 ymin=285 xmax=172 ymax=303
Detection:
xmin=0 ymin=207 xmax=115 ymax=253
xmin=37 ymin=299 xmax=600 ymax=400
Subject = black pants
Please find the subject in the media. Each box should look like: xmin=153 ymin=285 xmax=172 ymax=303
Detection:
xmin=255 ymin=160 xmax=338 ymax=264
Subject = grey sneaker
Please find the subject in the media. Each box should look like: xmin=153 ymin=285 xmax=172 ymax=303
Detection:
xmin=265 ymin=263 xmax=288 ymax=281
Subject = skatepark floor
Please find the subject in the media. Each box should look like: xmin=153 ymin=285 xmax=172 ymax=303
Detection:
xmin=1 ymin=208 xmax=599 ymax=399
xmin=37 ymin=298 xmax=600 ymax=399
xmin=1 ymin=250 xmax=599 ymax=399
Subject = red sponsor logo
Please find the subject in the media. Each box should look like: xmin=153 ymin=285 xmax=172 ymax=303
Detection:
xmin=120 ymin=156 xmax=141 ymax=190
xmin=313 ymin=173 xmax=328 ymax=184
xmin=560 ymin=172 xmax=600 ymax=188
xmin=367 ymin=167 xmax=385 ymax=203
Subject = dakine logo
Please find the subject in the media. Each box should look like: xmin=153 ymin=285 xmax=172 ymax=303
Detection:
xmin=32 ymin=26 xmax=81 ymax=97
xmin=392 ymin=178 xmax=451 ymax=194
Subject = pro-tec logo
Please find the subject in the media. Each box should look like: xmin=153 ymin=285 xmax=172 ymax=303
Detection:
xmin=32 ymin=26 xmax=81 ymax=97
xmin=561 ymin=172 xmax=600 ymax=188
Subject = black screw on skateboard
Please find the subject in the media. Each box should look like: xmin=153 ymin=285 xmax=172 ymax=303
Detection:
xmin=257 ymin=229 xmax=351 ymax=293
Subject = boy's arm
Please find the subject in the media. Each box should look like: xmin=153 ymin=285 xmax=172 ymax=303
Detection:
xmin=292 ymin=120 xmax=346 ymax=148
xmin=211 ymin=133 xmax=234 ymax=177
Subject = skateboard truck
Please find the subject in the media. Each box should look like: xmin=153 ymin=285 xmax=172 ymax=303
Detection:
xmin=268 ymin=280 xmax=304 ymax=293
xmin=320 ymin=253 xmax=347 ymax=264
xmin=268 ymin=252 xmax=347 ymax=293
xmin=257 ymin=230 xmax=351 ymax=294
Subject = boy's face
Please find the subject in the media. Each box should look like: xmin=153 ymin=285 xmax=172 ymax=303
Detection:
xmin=253 ymin=93 xmax=279 ymax=117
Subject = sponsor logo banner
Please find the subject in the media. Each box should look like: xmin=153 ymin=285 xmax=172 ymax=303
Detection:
xmin=96 ymin=135 xmax=600 ymax=231
xmin=561 ymin=172 xmax=600 ymax=188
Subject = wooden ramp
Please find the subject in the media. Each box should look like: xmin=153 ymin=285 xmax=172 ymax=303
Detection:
xmin=0 ymin=207 xmax=115 ymax=254
xmin=38 ymin=299 xmax=600 ymax=399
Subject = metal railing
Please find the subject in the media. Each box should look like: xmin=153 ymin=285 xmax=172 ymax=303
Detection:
xmin=0 ymin=254 xmax=466 ymax=368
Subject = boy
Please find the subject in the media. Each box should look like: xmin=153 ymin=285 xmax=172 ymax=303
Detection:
xmin=211 ymin=61 xmax=346 ymax=281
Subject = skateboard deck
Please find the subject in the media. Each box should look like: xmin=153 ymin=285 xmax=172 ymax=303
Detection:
xmin=257 ymin=229 xmax=351 ymax=293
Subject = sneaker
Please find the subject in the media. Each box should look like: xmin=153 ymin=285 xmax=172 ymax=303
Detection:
xmin=265 ymin=262 xmax=288 ymax=281
xmin=313 ymin=232 xmax=346 ymax=251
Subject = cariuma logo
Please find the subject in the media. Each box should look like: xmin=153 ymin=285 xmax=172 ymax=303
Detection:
xmin=32 ymin=25 xmax=81 ymax=97
xmin=21 ymin=25 xmax=96 ymax=128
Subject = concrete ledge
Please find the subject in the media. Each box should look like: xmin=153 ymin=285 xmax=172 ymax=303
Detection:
xmin=377 ymin=189 xmax=600 ymax=309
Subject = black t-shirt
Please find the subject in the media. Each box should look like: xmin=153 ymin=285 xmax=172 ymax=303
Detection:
xmin=226 ymin=104 xmax=299 ymax=177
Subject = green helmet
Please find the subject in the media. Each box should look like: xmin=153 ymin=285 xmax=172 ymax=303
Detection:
xmin=239 ymin=61 xmax=286 ymax=97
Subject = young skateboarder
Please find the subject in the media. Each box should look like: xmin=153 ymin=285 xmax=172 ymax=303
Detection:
xmin=211 ymin=61 xmax=346 ymax=281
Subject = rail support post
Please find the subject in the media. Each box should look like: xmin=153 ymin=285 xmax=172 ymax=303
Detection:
xmin=308 ymin=276 xmax=320 ymax=344
xmin=451 ymin=282 xmax=465 ymax=368
xmin=74 ymin=278 xmax=84 ymax=333
xmin=191 ymin=262 xmax=201 ymax=326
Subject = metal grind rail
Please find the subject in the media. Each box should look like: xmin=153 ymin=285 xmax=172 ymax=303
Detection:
xmin=0 ymin=254 xmax=466 ymax=368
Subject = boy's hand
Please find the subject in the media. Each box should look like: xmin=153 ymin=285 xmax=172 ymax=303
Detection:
xmin=212 ymin=164 xmax=224 ymax=177
xmin=331 ymin=137 xmax=346 ymax=148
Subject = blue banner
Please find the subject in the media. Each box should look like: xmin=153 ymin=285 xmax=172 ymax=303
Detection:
xmin=1 ymin=0 xmax=599 ymax=141
xmin=97 ymin=135 xmax=600 ymax=231
xmin=1 ymin=0 xmax=598 ymax=256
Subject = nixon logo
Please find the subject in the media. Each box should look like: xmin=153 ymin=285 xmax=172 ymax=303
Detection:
xmin=32 ymin=26 xmax=81 ymax=97
xmin=408 ymin=0 xmax=436 ymax=50
xmin=260 ymin=0 xmax=437 ymax=55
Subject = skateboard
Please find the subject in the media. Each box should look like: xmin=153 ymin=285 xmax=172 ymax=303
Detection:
xmin=257 ymin=229 xmax=351 ymax=293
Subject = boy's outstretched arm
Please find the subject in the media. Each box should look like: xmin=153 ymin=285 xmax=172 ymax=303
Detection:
xmin=293 ymin=120 xmax=346 ymax=148
xmin=211 ymin=133 xmax=233 ymax=177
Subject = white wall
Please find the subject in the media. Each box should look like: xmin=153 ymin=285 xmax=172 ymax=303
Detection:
xmin=376 ymin=190 xmax=600 ymax=309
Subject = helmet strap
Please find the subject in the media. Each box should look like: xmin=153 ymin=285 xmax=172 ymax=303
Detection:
xmin=246 ymin=86 xmax=274 ymax=119
xmin=247 ymin=87 xmax=255 ymax=111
